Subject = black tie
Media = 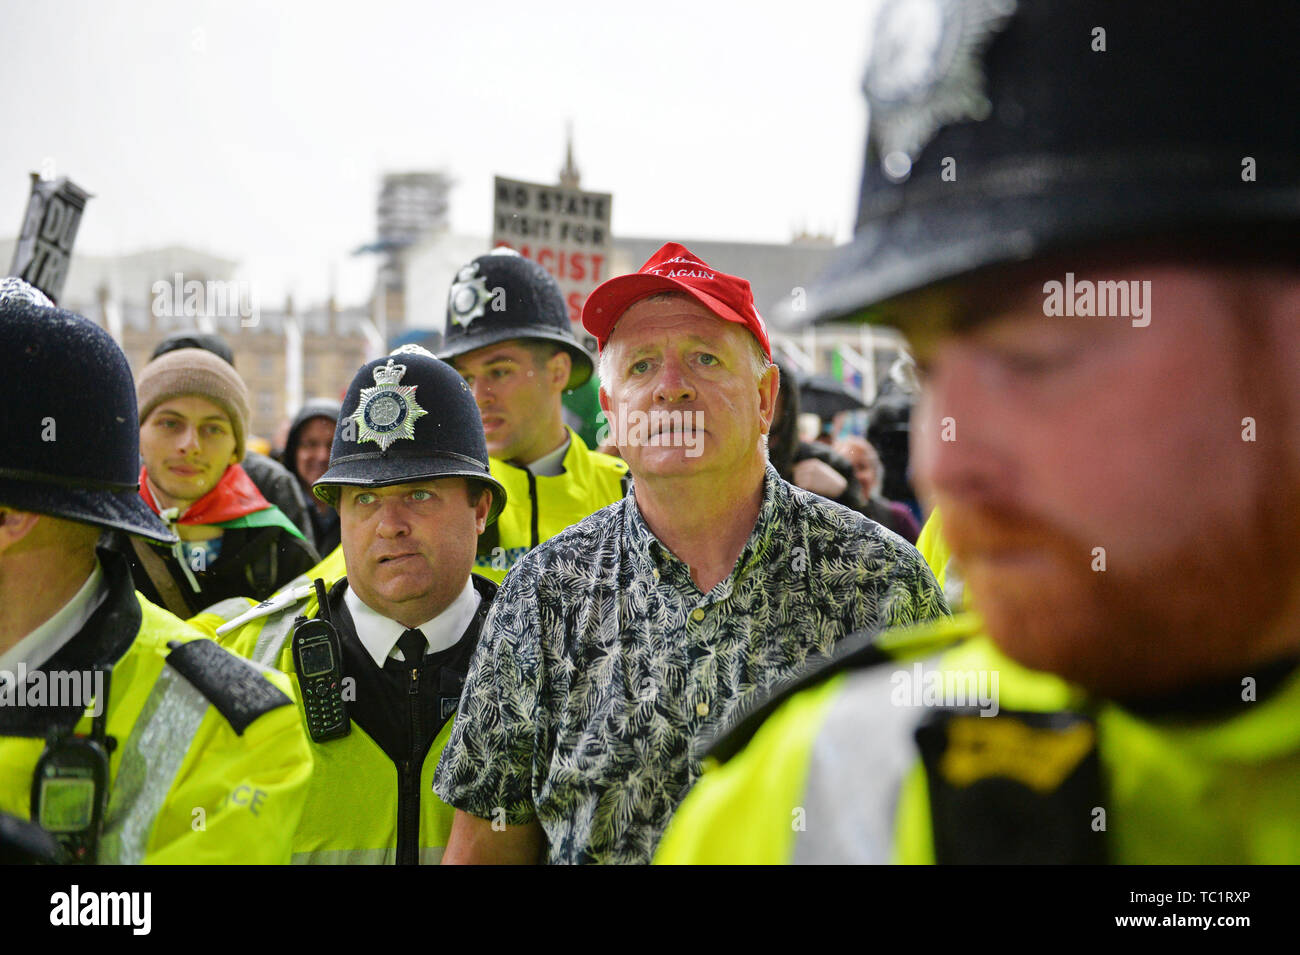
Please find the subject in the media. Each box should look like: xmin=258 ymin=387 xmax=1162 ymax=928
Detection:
xmin=396 ymin=628 xmax=426 ymax=666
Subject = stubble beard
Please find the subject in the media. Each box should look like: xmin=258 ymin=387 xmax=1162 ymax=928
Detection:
xmin=945 ymin=461 xmax=1300 ymax=699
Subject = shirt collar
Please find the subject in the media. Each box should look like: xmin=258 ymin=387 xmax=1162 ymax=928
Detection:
xmin=625 ymin=463 xmax=788 ymax=589
xmin=0 ymin=559 xmax=108 ymax=682
xmin=344 ymin=576 xmax=482 ymax=668
xmin=525 ymin=430 xmax=572 ymax=477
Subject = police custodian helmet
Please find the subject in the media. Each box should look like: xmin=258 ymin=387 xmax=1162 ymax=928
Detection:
xmin=0 ymin=277 xmax=174 ymax=543
xmin=437 ymin=247 xmax=593 ymax=390
xmin=778 ymin=0 xmax=1300 ymax=329
xmin=312 ymin=350 xmax=507 ymax=524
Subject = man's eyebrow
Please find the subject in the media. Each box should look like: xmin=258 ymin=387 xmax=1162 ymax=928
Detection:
xmin=156 ymin=409 xmax=229 ymax=423
xmin=683 ymin=335 xmax=728 ymax=350
xmin=624 ymin=335 xmax=728 ymax=358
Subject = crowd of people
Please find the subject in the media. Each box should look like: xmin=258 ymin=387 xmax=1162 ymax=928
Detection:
xmin=1 ymin=0 xmax=1295 ymax=867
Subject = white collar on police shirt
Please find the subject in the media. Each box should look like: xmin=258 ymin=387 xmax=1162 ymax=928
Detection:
xmin=523 ymin=431 xmax=571 ymax=478
xmin=344 ymin=576 xmax=481 ymax=669
xmin=0 ymin=559 xmax=108 ymax=689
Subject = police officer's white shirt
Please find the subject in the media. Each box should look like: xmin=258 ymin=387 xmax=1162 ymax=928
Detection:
xmin=523 ymin=432 xmax=571 ymax=478
xmin=0 ymin=559 xmax=108 ymax=692
xmin=344 ymin=577 xmax=481 ymax=668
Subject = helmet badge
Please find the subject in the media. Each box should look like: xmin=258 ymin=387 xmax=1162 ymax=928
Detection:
xmin=447 ymin=263 xmax=492 ymax=329
xmin=350 ymin=359 xmax=428 ymax=452
xmin=863 ymin=0 xmax=1016 ymax=183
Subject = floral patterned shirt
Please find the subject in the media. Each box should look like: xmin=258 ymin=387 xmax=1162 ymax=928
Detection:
xmin=433 ymin=465 xmax=948 ymax=863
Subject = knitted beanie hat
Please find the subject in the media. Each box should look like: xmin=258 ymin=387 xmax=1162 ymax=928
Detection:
xmin=137 ymin=348 xmax=251 ymax=461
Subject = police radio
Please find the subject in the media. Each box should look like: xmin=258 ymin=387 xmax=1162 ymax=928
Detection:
xmin=292 ymin=579 xmax=350 ymax=743
xmin=30 ymin=666 xmax=114 ymax=864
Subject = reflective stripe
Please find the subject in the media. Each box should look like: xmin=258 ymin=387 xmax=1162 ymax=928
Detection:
xmin=99 ymin=664 xmax=211 ymax=864
xmin=292 ymin=846 xmax=444 ymax=865
xmin=253 ymin=608 xmax=302 ymax=667
xmin=791 ymin=660 xmax=931 ymax=864
xmin=202 ymin=596 xmax=258 ymax=624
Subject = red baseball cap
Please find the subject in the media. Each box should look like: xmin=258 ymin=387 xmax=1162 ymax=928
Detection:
xmin=581 ymin=242 xmax=772 ymax=361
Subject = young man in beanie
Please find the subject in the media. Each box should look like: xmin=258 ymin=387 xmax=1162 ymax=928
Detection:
xmin=0 ymin=278 xmax=311 ymax=864
xmin=435 ymin=243 xmax=946 ymax=864
xmin=151 ymin=332 xmax=316 ymax=548
xmin=110 ymin=348 xmax=318 ymax=618
xmin=438 ymin=247 xmax=628 ymax=585
xmin=656 ymin=0 xmax=1300 ymax=865
xmin=194 ymin=351 xmax=506 ymax=864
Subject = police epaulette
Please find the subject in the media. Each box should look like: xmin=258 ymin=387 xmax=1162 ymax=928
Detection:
xmin=165 ymin=639 xmax=292 ymax=735
xmin=703 ymin=615 xmax=978 ymax=764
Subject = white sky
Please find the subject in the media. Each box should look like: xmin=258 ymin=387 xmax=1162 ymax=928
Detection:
xmin=1 ymin=0 xmax=875 ymax=306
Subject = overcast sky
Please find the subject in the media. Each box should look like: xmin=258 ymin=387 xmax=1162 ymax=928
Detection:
xmin=2 ymin=0 xmax=876 ymax=306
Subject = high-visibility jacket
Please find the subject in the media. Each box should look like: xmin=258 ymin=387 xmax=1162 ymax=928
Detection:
xmin=914 ymin=508 xmax=949 ymax=589
xmin=914 ymin=507 xmax=966 ymax=610
xmin=193 ymin=570 xmax=495 ymax=864
xmin=655 ymin=612 xmax=1300 ymax=864
xmin=309 ymin=543 xmax=346 ymax=582
xmin=0 ymin=550 xmax=312 ymax=864
xmin=473 ymin=429 xmax=629 ymax=584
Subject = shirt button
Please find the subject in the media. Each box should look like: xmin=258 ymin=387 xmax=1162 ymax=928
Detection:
xmin=696 ymin=702 xmax=710 ymax=717
xmin=691 ymin=608 xmax=705 ymax=622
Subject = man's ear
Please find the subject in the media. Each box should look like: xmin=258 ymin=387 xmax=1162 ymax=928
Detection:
xmin=0 ymin=508 xmax=43 ymax=557
xmin=757 ymin=362 xmax=780 ymax=435
xmin=474 ymin=490 xmax=492 ymax=535
xmin=547 ymin=350 xmax=572 ymax=391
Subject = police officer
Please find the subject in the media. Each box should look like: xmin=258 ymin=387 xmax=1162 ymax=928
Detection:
xmin=438 ymin=248 xmax=628 ymax=584
xmin=195 ymin=351 xmax=506 ymax=864
xmin=0 ymin=278 xmax=312 ymax=864
xmin=657 ymin=0 xmax=1300 ymax=864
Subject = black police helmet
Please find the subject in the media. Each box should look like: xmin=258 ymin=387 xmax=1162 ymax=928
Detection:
xmin=313 ymin=352 xmax=507 ymax=524
xmin=438 ymin=248 xmax=593 ymax=390
xmin=779 ymin=0 xmax=1300 ymax=329
xmin=0 ymin=281 xmax=175 ymax=543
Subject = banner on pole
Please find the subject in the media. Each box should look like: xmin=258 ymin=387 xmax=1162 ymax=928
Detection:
xmin=491 ymin=175 xmax=612 ymax=350
xmin=10 ymin=174 xmax=92 ymax=304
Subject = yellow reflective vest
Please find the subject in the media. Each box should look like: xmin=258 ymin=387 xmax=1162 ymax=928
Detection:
xmin=915 ymin=507 xmax=965 ymax=610
xmin=473 ymin=429 xmax=628 ymax=584
xmin=656 ymin=612 xmax=1300 ymax=864
xmin=0 ymin=552 xmax=312 ymax=864
xmin=914 ymin=508 xmax=949 ymax=589
xmin=192 ymin=569 xmax=493 ymax=864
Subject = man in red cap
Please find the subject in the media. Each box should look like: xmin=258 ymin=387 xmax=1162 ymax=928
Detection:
xmin=435 ymin=243 xmax=946 ymax=864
